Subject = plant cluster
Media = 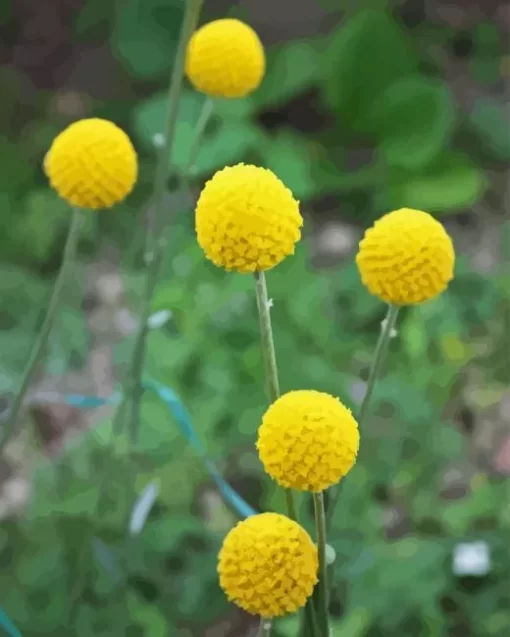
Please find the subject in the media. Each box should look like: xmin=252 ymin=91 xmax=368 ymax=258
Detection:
xmin=0 ymin=2 xmax=509 ymax=637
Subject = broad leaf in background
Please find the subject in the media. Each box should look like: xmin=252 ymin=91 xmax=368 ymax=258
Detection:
xmin=470 ymin=97 xmax=510 ymax=161
xmin=13 ymin=190 xmax=70 ymax=265
xmin=385 ymin=151 xmax=485 ymax=212
xmin=321 ymin=10 xmax=418 ymax=131
xmin=112 ymin=0 xmax=184 ymax=78
xmin=369 ymin=77 xmax=454 ymax=170
xmin=259 ymin=131 xmax=317 ymax=200
xmin=74 ymin=0 xmax=115 ymax=38
xmin=254 ymin=39 xmax=322 ymax=109
xmin=133 ymin=91 xmax=262 ymax=176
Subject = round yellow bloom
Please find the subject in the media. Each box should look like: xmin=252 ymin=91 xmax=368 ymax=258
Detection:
xmin=218 ymin=512 xmax=318 ymax=617
xmin=195 ymin=163 xmax=302 ymax=272
xmin=356 ymin=208 xmax=455 ymax=305
xmin=257 ymin=390 xmax=360 ymax=492
xmin=185 ymin=19 xmax=265 ymax=98
xmin=44 ymin=118 xmax=138 ymax=210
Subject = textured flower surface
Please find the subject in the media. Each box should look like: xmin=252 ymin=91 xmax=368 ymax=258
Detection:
xmin=257 ymin=390 xmax=360 ymax=492
xmin=44 ymin=118 xmax=138 ymax=210
xmin=185 ymin=18 xmax=265 ymax=98
xmin=195 ymin=163 xmax=302 ymax=272
xmin=356 ymin=208 xmax=455 ymax=305
xmin=218 ymin=512 xmax=318 ymax=617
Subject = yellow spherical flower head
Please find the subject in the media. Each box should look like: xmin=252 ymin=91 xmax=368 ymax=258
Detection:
xmin=186 ymin=19 xmax=265 ymax=98
xmin=44 ymin=118 xmax=138 ymax=210
xmin=257 ymin=390 xmax=360 ymax=492
xmin=356 ymin=208 xmax=455 ymax=305
xmin=218 ymin=512 xmax=318 ymax=617
xmin=195 ymin=164 xmax=303 ymax=273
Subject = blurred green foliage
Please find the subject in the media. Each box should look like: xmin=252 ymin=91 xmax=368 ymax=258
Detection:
xmin=1 ymin=1 xmax=509 ymax=636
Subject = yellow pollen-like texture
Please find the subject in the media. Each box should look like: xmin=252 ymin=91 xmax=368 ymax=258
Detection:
xmin=257 ymin=390 xmax=360 ymax=492
xmin=217 ymin=512 xmax=318 ymax=617
xmin=44 ymin=118 xmax=138 ymax=210
xmin=195 ymin=164 xmax=303 ymax=273
xmin=356 ymin=208 xmax=455 ymax=305
xmin=185 ymin=19 xmax=265 ymax=98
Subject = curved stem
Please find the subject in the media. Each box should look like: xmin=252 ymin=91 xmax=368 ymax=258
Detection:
xmin=254 ymin=271 xmax=297 ymax=521
xmin=326 ymin=303 xmax=400 ymax=529
xmin=119 ymin=0 xmax=205 ymax=445
xmin=0 ymin=207 xmax=83 ymax=453
xmin=312 ymin=492 xmax=330 ymax=637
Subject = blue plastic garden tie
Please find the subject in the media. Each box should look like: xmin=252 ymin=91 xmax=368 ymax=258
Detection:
xmin=60 ymin=379 xmax=256 ymax=519
xmin=0 ymin=608 xmax=23 ymax=637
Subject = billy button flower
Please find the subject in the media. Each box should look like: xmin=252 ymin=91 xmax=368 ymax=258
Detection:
xmin=195 ymin=164 xmax=303 ymax=273
xmin=185 ymin=18 xmax=265 ymax=98
xmin=356 ymin=208 xmax=455 ymax=305
xmin=44 ymin=118 xmax=138 ymax=210
xmin=257 ymin=390 xmax=360 ymax=492
xmin=218 ymin=512 xmax=318 ymax=618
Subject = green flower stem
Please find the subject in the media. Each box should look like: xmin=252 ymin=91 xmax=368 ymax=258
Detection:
xmin=357 ymin=304 xmax=399 ymax=424
xmin=326 ymin=303 xmax=400 ymax=529
xmin=119 ymin=0 xmax=205 ymax=445
xmin=0 ymin=207 xmax=84 ymax=454
xmin=254 ymin=271 xmax=298 ymax=521
xmin=302 ymin=602 xmax=321 ymax=637
xmin=312 ymin=491 xmax=330 ymax=637
xmin=184 ymin=97 xmax=214 ymax=176
xmin=257 ymin=619 xmax=273 ymax=637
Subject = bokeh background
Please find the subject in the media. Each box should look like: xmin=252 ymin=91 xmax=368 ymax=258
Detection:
xmin=0 ymin=0 xmax=509 ymax=635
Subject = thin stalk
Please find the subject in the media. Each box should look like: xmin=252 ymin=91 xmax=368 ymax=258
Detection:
xmin=326 ymin=303 xmax=399 ymax=529
xmin=0 ymin=207 xmax=83 ymax=453
xmin=119 ymin=0 xmax=205 ymax=445
xmin=301 ymin=603 xmax=321 ymax=637
xmin=312 ymin=492 xmax=330 ymax=637
xmin=184 ymin=97 xmax=214 ymax=176
xmin=254 ymin=271 xmax=297 ymax=521
xmin=357 ymin=304 xmax=399 ymax=424
xmin=257 ymin=619 xmax=273 ymax=637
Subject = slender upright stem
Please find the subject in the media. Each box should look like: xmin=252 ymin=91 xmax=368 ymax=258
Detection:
xmin=120 ymin=0 xmax=205 ymax=445
xmin=326 ymin=303 xmax=400 ymax=529
xmin=254 ymin=272 xmax=280 ymax=400
xmin=254 ymin=271 xmax=297 ymax=521
xmin=357 ymin=304 xmax=399 ymax=424
xmin=184 ymin=97 xmax=214 ymax=176
xmin=0 ymin=207 xmax=83 ymax=453
xmin=313 ymin=492 xmax=330 ymax=637
xmin=257 ymin=619 xmax=273 ymax=637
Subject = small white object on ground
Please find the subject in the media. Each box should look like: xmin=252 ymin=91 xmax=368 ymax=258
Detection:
xmin=453 ymin=541 xmax=491 ymax=576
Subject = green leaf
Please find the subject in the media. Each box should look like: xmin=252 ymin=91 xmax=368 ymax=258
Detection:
xmin=387 ymin=152 xmax=485 ymax=212
xmin=133 ymin=91 xmax=261 ymax=176
xmin=259 ymin=131 xmax=317 ymax=200
xmin=432 ymin=425 xmax=465 ymax=460
xmin=470 ymin=22 xmax=502 ymax=86
xmin=74 ymin=0 xmax=115 ymax=37
xmin=112 ymin=0 xmax=184 ymax=78
xmin=195 ymin=121 xmax=260 ymax=175
xmin=470 ymin=97 xmax=510 ymax=161
xmin=13 ymin=190 xmax=77 ymax=265
xmin=254 ymin=39 xmax=322 ymax=108
xmin=0 ymin=0 xmax=11 ymax=25
xmin=331 ymin=608 xmax=372 ymax=637
xmin=321 ymin=10 xmax=418 ymax=131
xmin=0 ymin=138 xmax=34 ymax=194
xmin=440 ymin=482 xmax=503 ymax=535
xmin=370 ymin=77 xmax=454 ymax=169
